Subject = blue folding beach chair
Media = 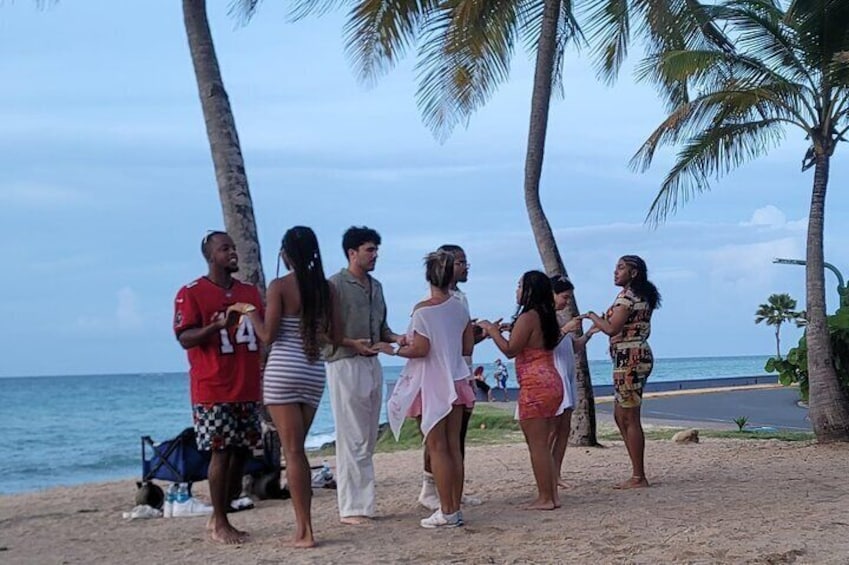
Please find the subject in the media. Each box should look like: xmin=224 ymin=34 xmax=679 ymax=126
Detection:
xmin=140 ymin=427 xmax=282 ymax=497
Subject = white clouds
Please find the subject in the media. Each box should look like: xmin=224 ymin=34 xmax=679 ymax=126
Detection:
xmin=746 ymin=204 xmax=786 ymax=227
xmin=743 ymin=204 xmax=807 ymax=231
xmin=708 ymin=237 xmax=804 ymax=289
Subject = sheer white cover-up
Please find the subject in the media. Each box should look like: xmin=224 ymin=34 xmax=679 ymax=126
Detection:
xmin=388 ymin=296 xmax=470 ymax=441
xmin=553 ymin=333 xmax=577 ymax=414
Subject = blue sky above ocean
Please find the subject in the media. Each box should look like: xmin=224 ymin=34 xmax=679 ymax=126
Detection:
xmin=2 ymin=2 xmax=847 ymax=378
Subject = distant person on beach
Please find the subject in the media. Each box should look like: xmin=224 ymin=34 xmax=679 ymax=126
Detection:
xmin=234 ymin=226 xmax=341 ymax=548
xmin=493 ymin=359 xmax=509 ymax=401
xmin=584 ymin=255 xmax=661 ymax=490
xmin=324 ymin=226 xmax=406 ymax=524
xmin=416 ymin=244 xmax=483 ymax=511
xmin=478 ymin=271 xmax=564 ymax=510
xmin=173 ymin=231 xmax=263 ymax=544
xmin=472 ymin=366 xmax=494 ymax=402
xmin=549 ymin=275 xmax=594 ymax=488
xmin=388 ymin=250 xmax=474 ymax=528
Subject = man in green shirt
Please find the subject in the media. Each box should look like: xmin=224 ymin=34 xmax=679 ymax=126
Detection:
xmin=325 ymin=226 xmax=405 ymax=524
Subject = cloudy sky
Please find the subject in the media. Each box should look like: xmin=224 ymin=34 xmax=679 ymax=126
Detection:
xmin=3 ymin=2 xmax=847 ymax=378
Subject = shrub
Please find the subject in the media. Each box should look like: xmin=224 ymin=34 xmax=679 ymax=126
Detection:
xmin=766 ymin=306 xmax=849 ymax=402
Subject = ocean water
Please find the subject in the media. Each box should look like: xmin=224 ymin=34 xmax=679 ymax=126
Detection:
xmin=0 ymin=355 xmax=771 ymax=494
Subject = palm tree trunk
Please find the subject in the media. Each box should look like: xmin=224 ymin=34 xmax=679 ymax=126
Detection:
xmin=182 ymin=0 xmax=279 ymax=490
xmin=806 ymin=153 xmax=849 ymax=442
xmin=182 ymin=0 xmax=266 ymax=292
xmin=523 ymin=0 xmax=597 ymax=446
xmin=775 ymin=324 xmax=781 ymax=359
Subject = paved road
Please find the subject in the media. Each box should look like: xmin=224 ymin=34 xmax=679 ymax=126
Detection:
xmin=595 ymin=387 xmax=810 ymax=431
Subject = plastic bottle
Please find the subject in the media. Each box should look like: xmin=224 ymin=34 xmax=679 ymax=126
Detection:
xmin=176 ymin=483 xmax=190 ymax=503
xmin=321 ymin=460 xmax=332 ymax=481
xmin=163 ymin=483 xmax=177 ymax=518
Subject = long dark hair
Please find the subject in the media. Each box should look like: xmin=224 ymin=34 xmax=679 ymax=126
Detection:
xmin=621 ymin=255 xmax=662 ymax=310
xmin=282 ymin=226 xmax=332 ymax=362
xmin=513 ymin=270 xmax=560 ymax=350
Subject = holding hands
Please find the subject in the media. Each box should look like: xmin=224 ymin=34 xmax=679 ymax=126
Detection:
xmin=475 ymin=318 xmax=504 ymax=338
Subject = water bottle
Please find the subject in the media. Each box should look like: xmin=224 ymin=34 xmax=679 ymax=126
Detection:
xmin=163 ymin=483 xmax=177 ymax=518
xmin=321 ymin=460 xmax=332 ymax=481
xmin=176 ymin=483 xmax=190 ymax=503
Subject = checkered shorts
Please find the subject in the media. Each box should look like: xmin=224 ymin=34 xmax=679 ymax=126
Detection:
xmin=192 ymin=402 xmax=262 ymax=452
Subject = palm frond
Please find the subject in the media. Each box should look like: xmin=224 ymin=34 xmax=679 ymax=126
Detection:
xmin=786 ymin=0 xmax=849 ymax=67
xmin=342 ymin=0 xmax=442 ymax=85
xmin=413 ymin=0 xmax=520 ymax=139
xmin=639 ymin=117 xmax=785 ymax=224
xmin=585 ymin=0 xmax=733 ymax=106
xmin=229 ymin=0 xmax=264 ymax=24
xmin=288 ymin=0 xmax=350 ymax=20
xmin=519 ymin=0 xmax=584 ymax=98
xmin=582 ymin=0 xmax=630 ymax=83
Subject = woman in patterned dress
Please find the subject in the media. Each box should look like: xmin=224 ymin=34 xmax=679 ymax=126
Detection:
xmin=478 ymin=271 xmax=563 ymax=510
xmin=585 ymin=255 xmax=661 ymax=490
xmin=235 ymin=226 xmax=341 ymax=548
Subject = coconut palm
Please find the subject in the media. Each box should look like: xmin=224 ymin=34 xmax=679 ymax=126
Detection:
xmin=183 ymin=0 xmax=266 ymax=291
xmin=755 ymin=293 xmax=802 ymax=358
xmin=633 ymin=0 xmax=849 ymax=441
xmin=253 ymin=0 xmax=724 ymax=445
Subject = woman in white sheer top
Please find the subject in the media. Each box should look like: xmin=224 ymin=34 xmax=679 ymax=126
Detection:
xmin=388 ymin=251 xmax=474 ymax=529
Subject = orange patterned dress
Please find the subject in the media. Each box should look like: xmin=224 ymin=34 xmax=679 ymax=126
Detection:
xmin=514 ymin=348 xmax=564 ymax=420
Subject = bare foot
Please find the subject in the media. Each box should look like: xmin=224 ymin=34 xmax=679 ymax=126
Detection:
xmin=525 ymin=499 xmax=556 ymax=511
xmin=210 ymin=523 xmax=247 ymax=545
xmin=283 ymin=537 xmax=317 ymax=549
xmin=557 ymin=479 xmax=571 ymax=489
xmin=207 ymin=517 xmax=249 ymax=536
xmin=340 ymin=515 xmax=372 ymax=525
xmin=613 ymin=477 xmax=650 ymax=490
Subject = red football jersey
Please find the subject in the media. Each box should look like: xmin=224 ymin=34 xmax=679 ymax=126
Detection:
xmin=173 ymin=277 xmax=264 ymax=404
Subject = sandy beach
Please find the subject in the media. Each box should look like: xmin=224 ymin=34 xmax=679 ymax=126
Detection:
xmin=3 ymin=431 xmax=849 ymax=565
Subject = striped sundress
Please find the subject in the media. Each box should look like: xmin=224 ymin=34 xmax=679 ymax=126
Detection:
xmin=263 ymin=316 xmax=326 ymax=408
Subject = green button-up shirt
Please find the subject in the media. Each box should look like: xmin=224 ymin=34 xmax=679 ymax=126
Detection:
xmin=324 ymin=268 xmax=394 ymax=362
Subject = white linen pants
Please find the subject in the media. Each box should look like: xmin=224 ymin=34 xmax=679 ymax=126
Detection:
xmin=326 ymin=355 xmax=383 ymax=518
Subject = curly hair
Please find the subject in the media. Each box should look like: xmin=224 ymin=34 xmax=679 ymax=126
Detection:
xmin=620 ymin=255 xmax=662 ymax=310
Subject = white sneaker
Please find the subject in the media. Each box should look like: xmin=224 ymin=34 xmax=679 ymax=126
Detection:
xmin=230 ymin=496 xmax=255 ymax=512
xmin=420 ymin=509 xmax=462 ymax=529
xmin=418 ymin=478 xmax=441 ymax=511
xmin=461 ymin=493 xmax=482 ymax=506
xmin=171 ymin=497 xmax=213 ymax=517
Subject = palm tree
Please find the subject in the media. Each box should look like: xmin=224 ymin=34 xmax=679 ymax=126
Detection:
xmin=633 ymin=0 xmax=849 ymax=442
xmin=182 ymin=0 xmax=266 ymax=292
xmin=755 ymin=293 xmax=802 ymax=358
xmin=217 ymin=0 xmax=730 ymax=451
xmin=183 ymin=0 xmax=280 ymax=491
xmin=274 ymin=0 xmax=724 ymax=446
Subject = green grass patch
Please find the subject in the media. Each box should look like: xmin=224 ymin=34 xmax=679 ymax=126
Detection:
xmin=314 ymin=404 xmax=522 ymax=456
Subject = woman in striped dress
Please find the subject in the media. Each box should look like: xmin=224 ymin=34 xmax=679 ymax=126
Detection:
xmin=237 ymin=225 xmax=341 ymax=548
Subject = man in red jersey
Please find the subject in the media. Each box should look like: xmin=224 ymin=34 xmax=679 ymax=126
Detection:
xmin=173 ymin=231 xmax=264 ymax=544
